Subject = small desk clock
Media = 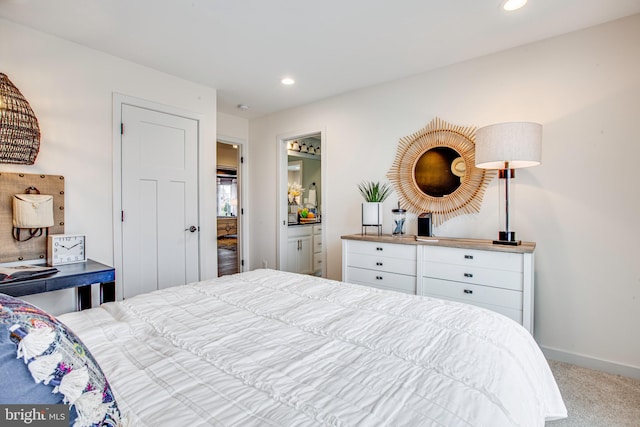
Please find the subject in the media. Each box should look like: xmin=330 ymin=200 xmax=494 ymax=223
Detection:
xmin=47 ymin=234 xmax=87 ymax=266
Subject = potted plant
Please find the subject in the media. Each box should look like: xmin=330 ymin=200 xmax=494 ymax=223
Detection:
xmin=358 ymin=181 xmax=392 ymax=230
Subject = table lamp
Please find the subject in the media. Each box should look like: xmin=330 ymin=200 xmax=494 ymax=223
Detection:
xmin=475 ymin=122 xmax=542 ymax=245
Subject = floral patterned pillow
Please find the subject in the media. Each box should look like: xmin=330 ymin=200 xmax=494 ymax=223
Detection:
xmin=0 ymin=293 xmax=122 ymax=426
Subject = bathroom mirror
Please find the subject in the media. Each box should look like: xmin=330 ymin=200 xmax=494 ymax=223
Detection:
xmin=387 ymin=117 xmax=495 ymax=226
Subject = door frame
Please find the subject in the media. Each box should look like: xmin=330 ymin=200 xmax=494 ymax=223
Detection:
xmin=112 ymin=93 xmax=212 ymax=300
xmin=277 ymin=127 xmax=326 ymax=276
xmin=216 ymin=135 xmax=248 ymax=272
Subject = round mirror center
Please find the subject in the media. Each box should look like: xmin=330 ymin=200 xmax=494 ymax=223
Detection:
xmin=414 ymin=146 xmax=465 ymax=197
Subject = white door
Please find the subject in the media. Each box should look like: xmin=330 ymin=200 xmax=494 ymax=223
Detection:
xmin=121 ymin=104 xmax=199 ymax=299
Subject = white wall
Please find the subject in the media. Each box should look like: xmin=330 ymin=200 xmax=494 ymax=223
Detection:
xmin=1 ymin=18 xmax=217 ymax=314
xmin=248 ymin=15 xmax=640 ymax=375
xmin=218 ymin=112 xmax=249 ymax=143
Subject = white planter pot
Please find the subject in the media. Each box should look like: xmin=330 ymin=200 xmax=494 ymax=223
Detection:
xmin=362 ymin=202 xmax=383 ymax=226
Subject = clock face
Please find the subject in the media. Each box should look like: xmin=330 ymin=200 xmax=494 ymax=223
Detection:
xmin=48 ymin=235 xmax=86 ymax=265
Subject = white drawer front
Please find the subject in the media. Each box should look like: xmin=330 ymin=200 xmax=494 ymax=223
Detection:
xmin=288 ymin=225 xmax=313 ymax=238
xmin=347 ymin=240 xmax=416 ymax=260
xmin=348 ymin=253 xmax=416 ymax=275
xmin=422 ymin=277 xmax=522 ymax=310
xmin=423 ymin=261 xmax=523 ymax=291
xmin=313 ymin=233 xmax=323 ymax=253
xmin=348 ymin=267 xmax=416 ymax=294
xmin=423 ymin=289 xmax=523 ymax=324
xmin=423 ymin=246 xmax=523 ymax=272
xmin=313 ymin=253 xmax=324 ymax=271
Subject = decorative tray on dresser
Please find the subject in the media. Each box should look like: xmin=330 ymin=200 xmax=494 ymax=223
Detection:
xmin=341 ymin=234 xmax=536 ymax=333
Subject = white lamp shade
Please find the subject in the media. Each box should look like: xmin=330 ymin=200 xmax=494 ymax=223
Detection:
xmin=475 ymin=122 xmax=542 ymax=169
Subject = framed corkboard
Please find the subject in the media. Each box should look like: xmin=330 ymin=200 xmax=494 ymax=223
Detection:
xmin=0 ymin=173 xmax=65 ymax=263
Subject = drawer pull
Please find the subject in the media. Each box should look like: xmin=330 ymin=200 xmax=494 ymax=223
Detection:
xmin=464 ymin=255 xmax=473 ymax=260
xmin=376 ymin=262 xmax=383 ymax=266
xmin=463 ymin=289 xmax=473 ymax=294
xmin=464 ymin=273 xmax=473 ymax=278
xmin=376 ymin=276 xmax=383 ymax=280
xmin=376 ymin=247 xmax=384 ymax=251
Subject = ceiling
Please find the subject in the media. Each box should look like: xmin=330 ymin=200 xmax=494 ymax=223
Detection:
xmin=2 ymin=0 xmax=640 ymax=119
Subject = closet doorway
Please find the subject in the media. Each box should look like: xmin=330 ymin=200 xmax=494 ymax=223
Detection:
xmin=217 ymin=141 xmax=242 ymax=276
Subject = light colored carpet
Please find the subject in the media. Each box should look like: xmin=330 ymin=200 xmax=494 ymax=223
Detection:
xmin=545 ymin=360 xmax=640 ymax=426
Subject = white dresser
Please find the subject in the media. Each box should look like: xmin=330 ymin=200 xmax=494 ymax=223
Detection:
xmin=342 ymin=235 xmax=535 ymax=333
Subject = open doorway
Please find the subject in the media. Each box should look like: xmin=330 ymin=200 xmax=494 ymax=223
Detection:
xmin=277 ymin=130 xmax=325 ymax=278
xmin=217 ymin=141 xmax=241 ymax=276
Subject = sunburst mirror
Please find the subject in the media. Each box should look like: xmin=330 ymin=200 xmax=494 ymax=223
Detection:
xmin=387 ymin=117 xmax=495 ymax=226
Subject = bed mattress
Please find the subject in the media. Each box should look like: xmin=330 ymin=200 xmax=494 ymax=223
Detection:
xmin=58 ymin=269 xmax=566 ymax=426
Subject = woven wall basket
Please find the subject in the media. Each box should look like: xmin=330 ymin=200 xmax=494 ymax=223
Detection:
xmin=0 ymin=73 xmax=41 ymax=164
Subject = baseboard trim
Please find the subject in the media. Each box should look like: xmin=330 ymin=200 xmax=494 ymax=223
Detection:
xmin=541 ymin=345 xmax=640 ymax=380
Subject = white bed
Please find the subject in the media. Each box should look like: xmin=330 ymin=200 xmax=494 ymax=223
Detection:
xmin=58 ymin=269 xmax=566 ymax=426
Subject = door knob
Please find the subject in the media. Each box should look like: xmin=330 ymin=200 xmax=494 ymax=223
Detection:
xmin=186 ymin=226 xmax=197 ymax=232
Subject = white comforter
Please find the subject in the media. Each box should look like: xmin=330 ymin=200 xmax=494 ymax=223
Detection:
xmin=59 ymin=269 xmax=566 ymax=426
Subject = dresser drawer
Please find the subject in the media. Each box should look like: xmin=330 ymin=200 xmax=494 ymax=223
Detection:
xmin=423 ymin=261 xmax=523 ymax=291
xmin=347 ymin=240 xmax=416 ymax=260
xmin=424 ymin=289 xmax=523 ymax=325
xmin=422 ymin=277 xmax=522 ymax=309
xmin=348 ymin=253 xmax=416 ymax=275
xmin=423 ymin=246 xmax=523 ymax=272
xmin=217 ymin=217 xmax=237 ymax=237
xmin=348 ymin=267 xmax=416 ymax=294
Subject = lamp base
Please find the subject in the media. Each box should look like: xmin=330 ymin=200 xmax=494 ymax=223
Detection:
xmin=493 ymin=231 xmax=521 ymax=246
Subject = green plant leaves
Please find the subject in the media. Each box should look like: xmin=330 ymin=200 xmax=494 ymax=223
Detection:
xmin=358 ymin=181 xmax=392 ymax=202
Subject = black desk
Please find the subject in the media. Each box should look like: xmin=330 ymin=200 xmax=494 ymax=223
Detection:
xmin=0 ymin=259 xmax=115 ymax=311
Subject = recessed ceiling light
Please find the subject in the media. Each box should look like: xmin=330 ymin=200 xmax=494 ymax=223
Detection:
xmin=237 ymin=104 xmax=250 ymax=111
xmin=281 ymin=77 xmax=295 ymax=85
xmin=503 ymin=0 xmax=527 ymax=11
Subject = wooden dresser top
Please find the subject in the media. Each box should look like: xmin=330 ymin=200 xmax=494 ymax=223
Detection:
xmin=341 ymin=234 xmax=536 ymax=254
